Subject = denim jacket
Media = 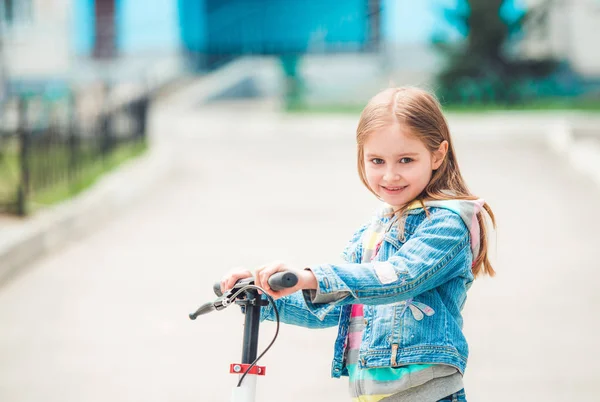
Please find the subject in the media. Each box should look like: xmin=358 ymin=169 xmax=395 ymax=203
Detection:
xmin=261 ymin=201 xmax=480 ymax=378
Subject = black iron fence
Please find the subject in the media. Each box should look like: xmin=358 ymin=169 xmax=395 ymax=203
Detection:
xmin=0 ymin=85 xmax=149 ymax=216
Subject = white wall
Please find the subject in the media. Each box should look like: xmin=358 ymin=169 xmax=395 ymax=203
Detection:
xmin=565 ymin=0 xmax=600 ymax=77
xmin=521 ymin=0 xmax=600 ymax=77
xmin=1 ymin=0 xmax=72 ymax=80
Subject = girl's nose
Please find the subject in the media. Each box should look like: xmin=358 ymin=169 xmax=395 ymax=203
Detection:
xmin=383 ymin=169 xmax=400 ymax=182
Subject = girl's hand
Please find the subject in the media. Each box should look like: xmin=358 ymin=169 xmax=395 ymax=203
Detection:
xmin=255 ymin=261 xmax=317 ymax=300
xmin=220 ymin=268 xmax=253 ymax=294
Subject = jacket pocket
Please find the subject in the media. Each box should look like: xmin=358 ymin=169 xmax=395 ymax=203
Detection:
xmin=364 ymin=303 xmax=398 ymax=351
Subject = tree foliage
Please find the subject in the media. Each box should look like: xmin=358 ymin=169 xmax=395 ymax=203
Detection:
xmin=434 ymin=0 xmax=558 ymax=104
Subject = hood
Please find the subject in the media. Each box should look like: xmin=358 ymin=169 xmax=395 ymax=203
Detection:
xmin=384 ymin=199 xmax=485 ymax=260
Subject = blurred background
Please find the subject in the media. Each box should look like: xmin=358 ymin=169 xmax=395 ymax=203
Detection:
xmin=1 ymin=1 xmax=599 ymax=402
xmin=1 ymin=0 xmax=600 ymax=215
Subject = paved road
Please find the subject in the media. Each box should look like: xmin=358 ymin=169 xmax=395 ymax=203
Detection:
xmin=1 ymin=100 xmax=599 ymax=402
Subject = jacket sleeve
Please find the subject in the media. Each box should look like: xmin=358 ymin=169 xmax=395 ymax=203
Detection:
xmin=341 ymin=221 xmax=369 ymax=263
xmin=301 ymin=209 xmax=473 ymax=320
xmin=257 ymin=219 xmax=370 ymax=328
xmin=260 ymin=290 xmax=341 ymax=329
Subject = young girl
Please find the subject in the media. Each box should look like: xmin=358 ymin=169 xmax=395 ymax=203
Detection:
xmin=221 ymin=87 xmax=495 ymax=402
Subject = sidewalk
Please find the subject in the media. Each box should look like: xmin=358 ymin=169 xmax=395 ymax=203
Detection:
xmin=1 ymin=65 xmax=600 ymax=401
xmin=2 ymin=75 xmax=600 ymax=287
xmin=1 ymin=94 xmax=600 ymax=401
xmin=0 ymin=142 xmax=175 ymax=287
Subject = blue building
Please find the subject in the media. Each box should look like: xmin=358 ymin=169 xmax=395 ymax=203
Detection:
xmin=0 ymin=0 xmax=533 ymax=97
xmin=73 ymin=0 xmax=380 ymax=68
xmin=74 ymin=0 xmax=181 ymax=60
xmin=180 ymin=0 xmax=377 ymax=56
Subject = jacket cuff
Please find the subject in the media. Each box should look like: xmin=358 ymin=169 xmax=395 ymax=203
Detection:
xmin=301 ymin=265 xmax=350 ymax=320
xmin=259 ymin=298 xmax=273 ymax=322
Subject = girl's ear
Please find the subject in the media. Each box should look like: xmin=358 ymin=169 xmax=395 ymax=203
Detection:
xmin=431 ymin=141 xmax=448 ymax=170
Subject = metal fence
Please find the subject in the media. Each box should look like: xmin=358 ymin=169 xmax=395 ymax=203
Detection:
xmin=0 ymin=85 xmax=149 ymax=216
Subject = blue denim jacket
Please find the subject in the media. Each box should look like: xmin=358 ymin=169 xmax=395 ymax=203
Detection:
xmin=261 ymin=204 xmax=476 ymax=378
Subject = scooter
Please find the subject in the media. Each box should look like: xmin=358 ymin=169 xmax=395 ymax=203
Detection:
xmin=189 ymin=272 xmax=298 ymax=402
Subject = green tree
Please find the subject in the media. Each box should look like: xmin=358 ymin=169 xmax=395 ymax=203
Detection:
xmin=434 ymin=0 xmax=557 ymax=104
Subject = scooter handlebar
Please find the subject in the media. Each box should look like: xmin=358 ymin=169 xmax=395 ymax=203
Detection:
xmin=213 ymin=271 xmax=298 ymax=297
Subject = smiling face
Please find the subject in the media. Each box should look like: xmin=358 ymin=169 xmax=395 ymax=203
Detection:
xmin=362 ymin=123 xmax=447 ymax=209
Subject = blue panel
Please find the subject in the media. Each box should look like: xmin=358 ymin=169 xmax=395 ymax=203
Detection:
xmin=264 ymin=0 xmax=367 ymax=50
xmin=73 ymin=0 xmax=95 ymax=55
xmin=116 ymin=0 xmax=181 ymax=53
xmin=382 ymin=0 xmax=465 ymax=45
xmin=204 ymin=0 xmax=368 ymax=54
xmin=179 ymin=0 xmax=206 ymax=51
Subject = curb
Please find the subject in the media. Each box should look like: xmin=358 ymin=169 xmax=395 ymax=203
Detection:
xmin=2 ymin=60 xmax=599 ymax=287
xmin=0 ymin=144 xmax=174 ymax=287
xmin=545 ymin=116 xmax=600 ymax=188
xmin=0 ymin=59 xmax=265 ymax=288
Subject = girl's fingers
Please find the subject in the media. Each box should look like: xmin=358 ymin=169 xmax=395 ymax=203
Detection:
xmin=235 ymin=270 xmax=253 ymax=288
xmin=257 ymin=261 xmax=285 ymax=293
xmin=221 ymin=263 xmax=291 ymax=296
xmin=221 ymin=275 xmax=233 ymax=293
xmin=253 ymin=265 xmax=266 ymax=293
xmin=222 ymin=269 xmax=252 ymax=292
xmin=257 ymin=265 xmax=271 ymax=291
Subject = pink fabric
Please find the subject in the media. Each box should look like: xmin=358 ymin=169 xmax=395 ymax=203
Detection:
xmin=348 ymin=331 xmax=362 ymax=349
xmin=351 ymin=304 xmax=364 ymax=317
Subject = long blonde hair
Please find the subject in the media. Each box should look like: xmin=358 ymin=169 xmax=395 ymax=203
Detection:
xmin=356 ymin=87 xmax=496 ymax=277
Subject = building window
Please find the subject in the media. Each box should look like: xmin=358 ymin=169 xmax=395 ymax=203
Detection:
xmin=1 ymin=0 xmax=32 ymax=25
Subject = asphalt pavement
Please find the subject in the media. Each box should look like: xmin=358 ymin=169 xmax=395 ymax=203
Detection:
xmin=1 ymin=97 xmax=599 ymax=402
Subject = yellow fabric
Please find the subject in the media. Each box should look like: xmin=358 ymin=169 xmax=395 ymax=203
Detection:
xmin=366 ymin=231 xmax=380 ymax=249
xmin=351 ymin=394 xmax=393 ymax=402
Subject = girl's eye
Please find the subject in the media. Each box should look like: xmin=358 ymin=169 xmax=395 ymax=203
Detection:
xmin=399 ymin=157 xmax=413 ymax=164
xmin=371 ymin=158 xmax=385 ymax=165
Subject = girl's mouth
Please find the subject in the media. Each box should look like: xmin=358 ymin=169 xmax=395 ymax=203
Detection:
xmin=381 ymin=185 xmax=407 ymax=194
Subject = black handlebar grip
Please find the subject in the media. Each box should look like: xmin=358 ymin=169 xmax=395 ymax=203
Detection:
xmin=267 ymin=271 xmax=298 ymax=291
xmin=213 ymin=282 xmax=223 ymax=297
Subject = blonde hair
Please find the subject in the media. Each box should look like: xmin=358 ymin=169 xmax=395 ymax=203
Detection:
xmin=356 ymin=87 xmax=496 ymax=277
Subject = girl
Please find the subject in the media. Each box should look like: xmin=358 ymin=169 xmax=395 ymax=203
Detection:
xmin=221 ymin=87 xmax=495 ymax=402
